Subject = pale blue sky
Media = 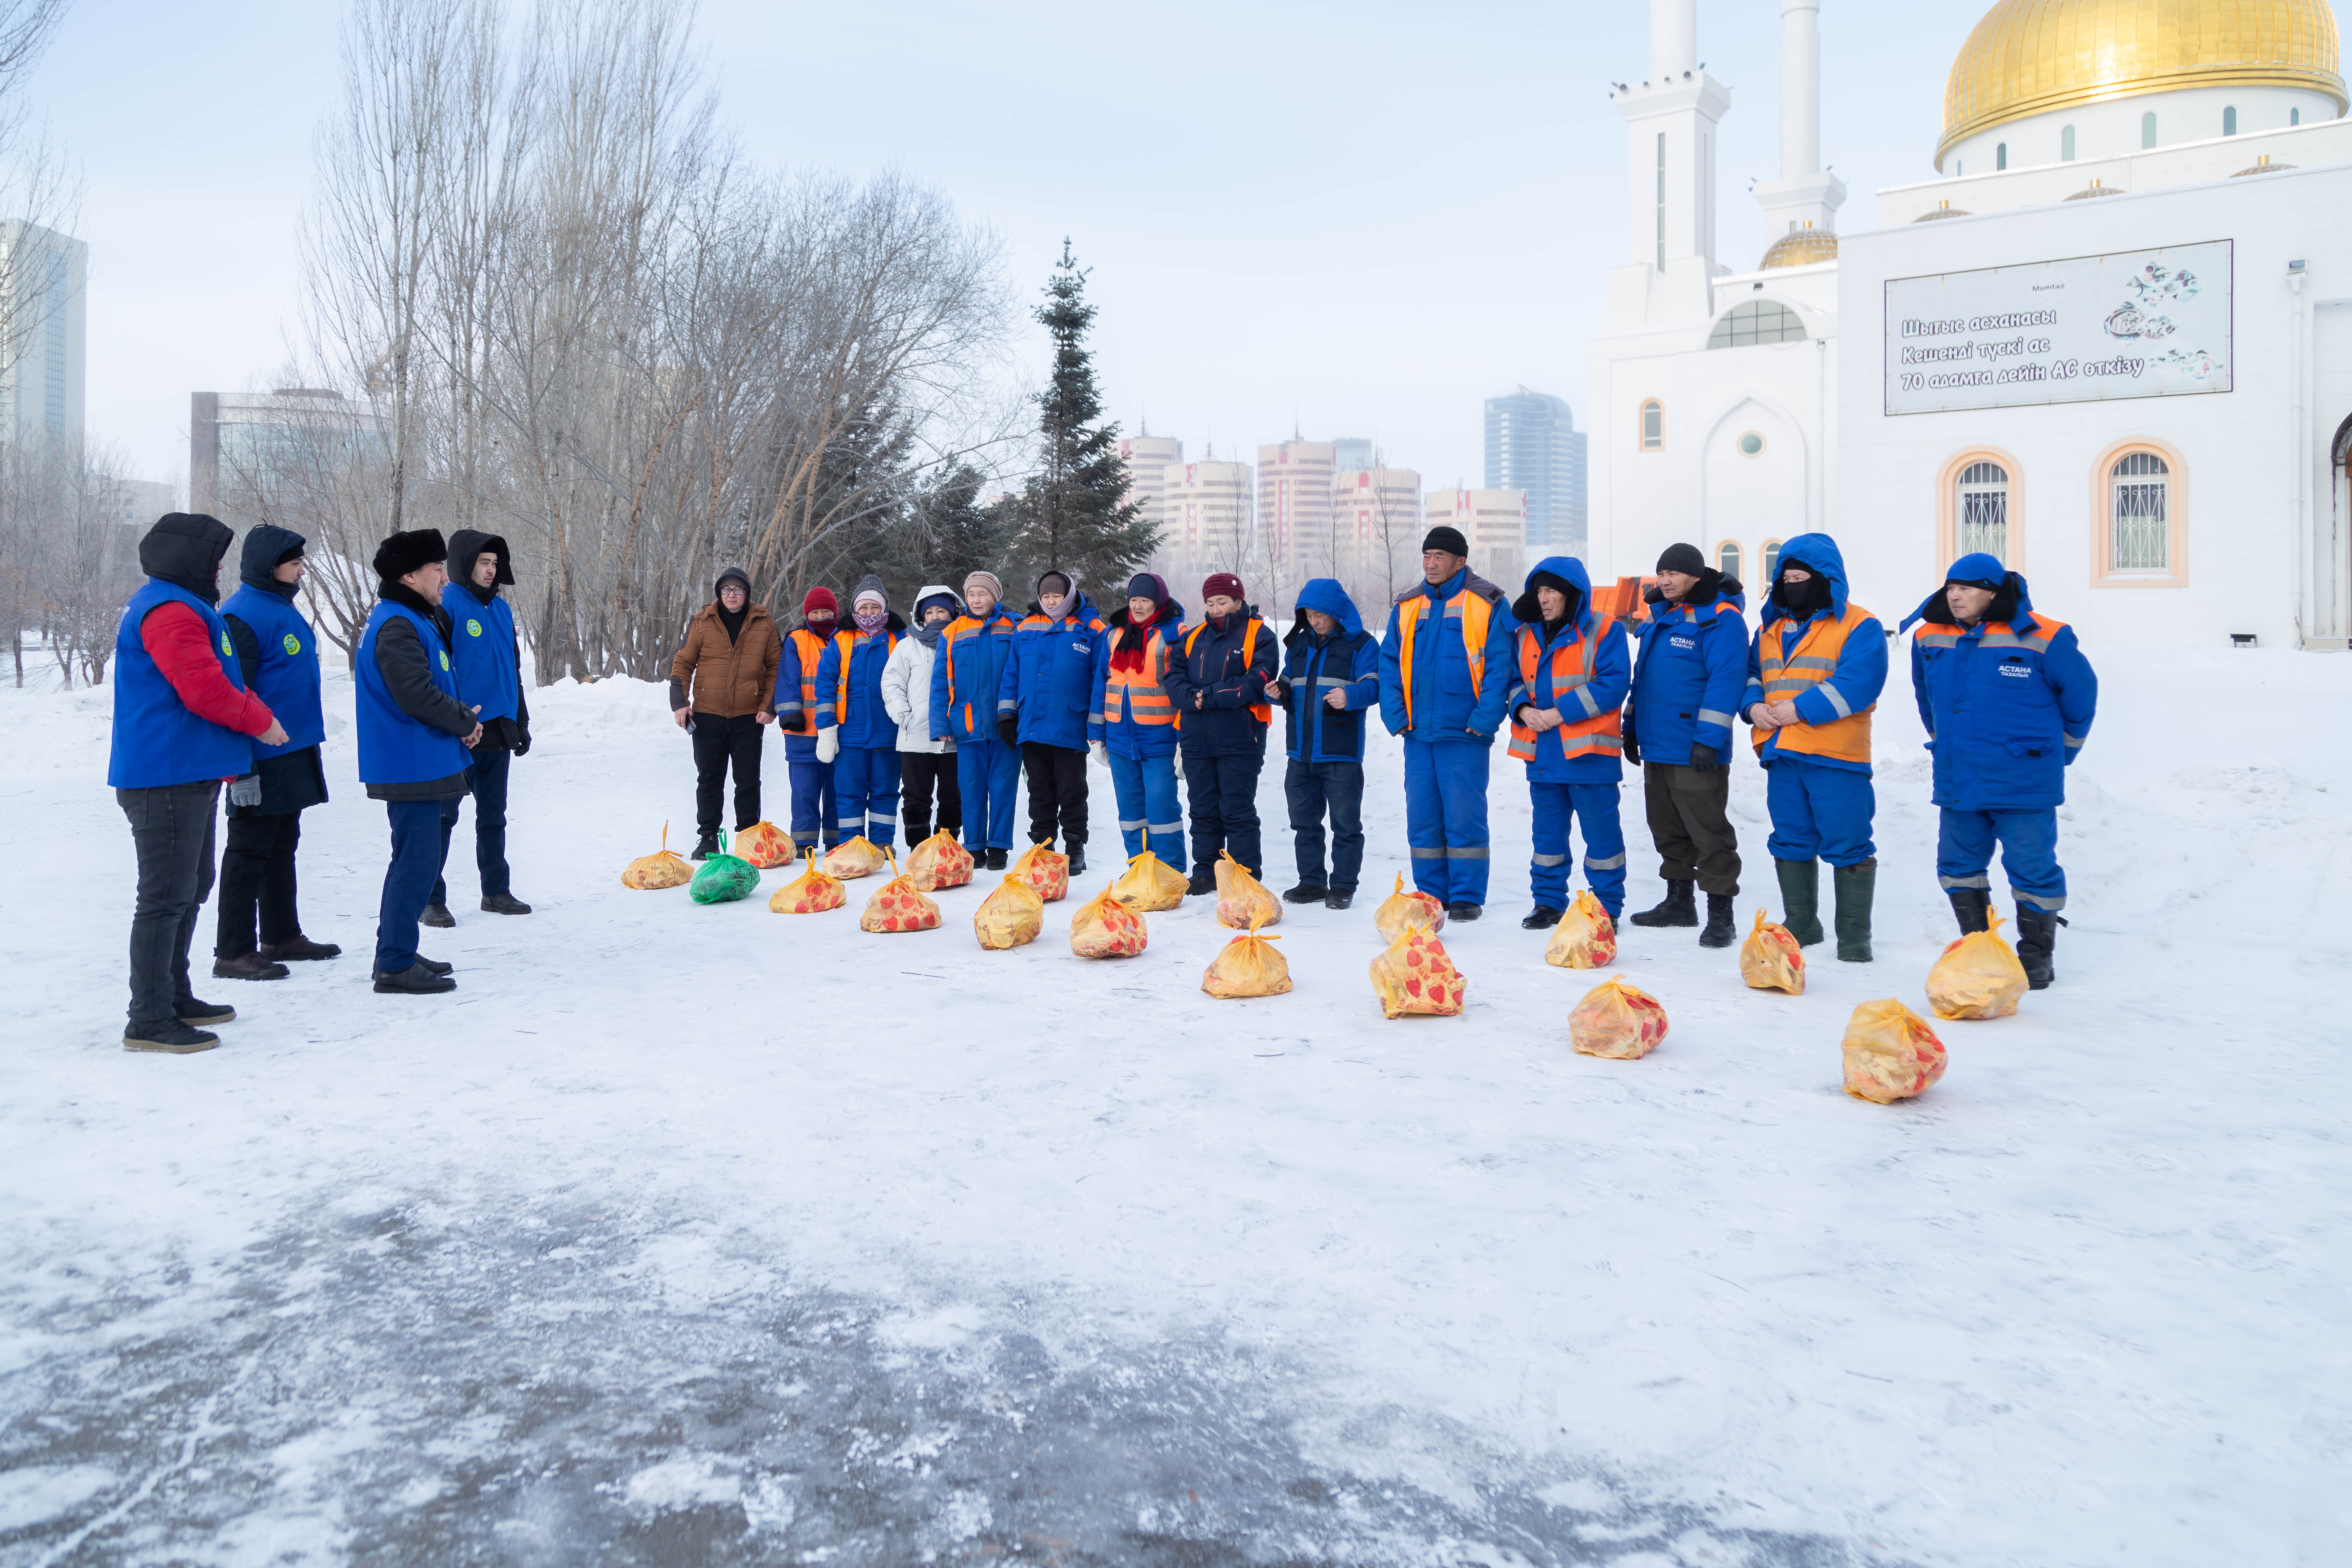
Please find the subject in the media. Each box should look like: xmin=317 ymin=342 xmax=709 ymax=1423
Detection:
xmin=30 ymin=0 xmax=2334 ymax=494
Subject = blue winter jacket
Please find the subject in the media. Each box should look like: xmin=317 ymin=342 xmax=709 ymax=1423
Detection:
xmin=930 ymin=603 xmax=1020 ymax=744
xmin=1740 ymin=532 xmax=1887 ymax=775
xmin=1503 ymin=556 xmax=1631 ymax=783
xmin=1277 ymin=579 xmax=1379 ymax=764
xmin=815 ymin=613 xmax=909 ymax=750
xmin=1161 ymin=604 xmax=1278 ymax=757
xmin=1902 ymin=555 xmax=2099 ymax=812
xmin=998 ymin=594 xmax=1107 ymax=750
xmin=1378 ymin=566 xmax=1514 ymax=744
xmin=1628 ymin=579 xmax=1748 ymax=767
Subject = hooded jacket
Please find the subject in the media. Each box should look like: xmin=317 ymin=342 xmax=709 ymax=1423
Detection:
xmin=443 ymin=529 xmax=530 ymax=746
xmin=1090 ymin=589 xmax=1189 ymax=760
xmin=997 ymin=574 xmax=1106 ymax=750
xmin=108 ymin=514 xmax=276 ymax=789
xmin=670 ymin=570 xmax=781 ymax=718
xmin=1627 ymin=568 xmax=1748 ymax=766
xmin=1904 ymin=554 xmax=2098 ymax=811
xmin=881 ymin=583 xmax=960 ymax=754
xmin=1379 ymin=564 xmax=1514 ymax=743
xmin=930 ymin=598 xmax=1018 ymax=745
xmin=1276 ymin=579 xmax=1379 ymax=764
xmin=817 ymin=577 xmax=909 ymax=750
xmin=215 ymin=525 xmax=330 ymax=815
xmin=1740 ymin=532 xmax=1887 ymax=774
xmin=1503 ymin=556 xmax=1631 ymax=782
xmin=1159 ymin=599 xmax=1277 ymax=757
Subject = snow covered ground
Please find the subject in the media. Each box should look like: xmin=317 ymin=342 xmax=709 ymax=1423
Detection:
xmin=1 ymin=643 xmax=2346 ymax=1567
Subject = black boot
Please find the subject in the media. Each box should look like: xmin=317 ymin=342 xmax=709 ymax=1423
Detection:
xmin=2014 ymin=906 xmax=2063 ymax=989
xmin=1629 ymin=880 xmax=1698 ymax=928
xmin=376 ymin=957 xmax=454 ymax=980
xmin=1832 ymin=859 xmax=1877 ymax=963
xmin=1066 ymin=845 xmax=1087 ymax=877
xmin=1446 ymin=901 xmax=1482 ymax=922
xmin=1521 ymin=906 xmax=1562 ymax=930
xmin=692 ymin=832 xmax=719 ymax=861
xmin=1947 ymin=887 xmax=1991 ymax=934
xmin=481 ymin=893 xmax=533 ymax=915
xmin=420 ymin=902 xmax=456 ymax=928
xmin=1283 ymin=882 xmax=1328 ymax=903
xmin=212 ymin=951 xmax=290 ymax=981
xmin=260 ymin=935 xmax=340 ymax=961
xmin=1186 ymin=865 xmax=1217 ymax=897
xmin=177 ymin=997 xmax=235 ymax=1026
xmin=374 ymin=963 xmax=457 ymax=995
xmin=1773 ymin=858 xmax=1824 ymax=946
xmin=1324 ymin=888 xmax=1354 ymax=910
xmin=1699 ymin=894 xmax=1736 ymax=948
xmin=985 ymin=847 xmax=1008 ymax=871
xmin=123 ymin=1020 xmax=219 ymax=1054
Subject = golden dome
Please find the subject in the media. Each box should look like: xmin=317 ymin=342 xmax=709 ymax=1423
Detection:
xmin=1761 ymin=224 xmax=1840 ymax=269
xmin=1939 ymin=0 xmax=2346 ymax=166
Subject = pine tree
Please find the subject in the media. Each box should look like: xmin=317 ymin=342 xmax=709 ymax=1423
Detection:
xmin=1006 ymin=241 xmax=1158 ymax=607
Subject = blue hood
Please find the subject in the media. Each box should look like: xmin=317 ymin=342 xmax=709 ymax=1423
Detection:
xmin=1762 ymin=532 xmax=1850 ymax=627
xmin=1293 ymin=578 xmax=1363 ymax=638
xmin=1900 ymin=554 xmax=2034 ymax=632
xmin=1514 ymin=555 xmax=1599 ymax=634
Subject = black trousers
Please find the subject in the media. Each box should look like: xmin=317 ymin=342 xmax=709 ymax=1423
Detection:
xmin=1021 ymin=741 xmax=1087 ymax=850
xmin=435 ymin=744 xmax=512 ymax=902
xmin=691 ymin=713 xmax=765 ymax=835
xmin=1184 ymin=747 xmax=1265 ymax=875
xmin=216 ymin=810 xmax=304 ymax=957
xmin=118 ymin=781 xmax=219 ymax=1027
xmin=1642 ymin=760 xmax=1741 ymax=897
xmin=1284 ymin=759 xmax=1365 ymax=890
xmin=900 ymin=752 xmax=962 ymax=845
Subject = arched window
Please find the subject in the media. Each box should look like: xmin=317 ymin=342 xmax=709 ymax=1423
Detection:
xmin=2291 ymin=107 xmax=2301 ymax=126
xmin=2061 ymin=124 xmax=2076 ymax=160
xmin=1640 ymin=400 xmax=1663 ymax=451
xmin=1996 ymin=141 xmax=2008 ymax=171
xmin=1716 ymin=541 xmax=1743 ymax=584
xmin=1707 ymin=300 xmax=1807 ymax=348
xmin=2223 ymin=105 xmax=2238 ymax=136
xmin=2110 ymin=451 xmax=2170 ymax=570
xmin=2142 ymin=111 xmax=2157 ymax=148
xmin=1762 ymin=539 xmax=1785 ymax=584
xmin=1957 ymin=461 xmax=2010 ymax=561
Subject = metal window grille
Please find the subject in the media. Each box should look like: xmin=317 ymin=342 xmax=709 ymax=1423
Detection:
xmin=1706 ymin=301 xmax=1807 ymax=349
xmin=2110 ymin=452 xmax=2169 ymax=571
xmin=1956 ymin=460 xmax=2008 ymax=560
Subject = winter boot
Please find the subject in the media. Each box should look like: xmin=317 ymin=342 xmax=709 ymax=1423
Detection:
xmin=1699 ymin=894 xmax=1737 ymax=949
xmin=1773 ymin=858 xmax=1824 ymax=947
xmin=1831 ymin=858 xmax=1877 ymax=963
xmin=1521 ymin=905 xmax=1562 ymax=930
xmin=1946 ymin=887 xmax=1991 ymax=935
xmin=177 ymin=997 xmax=235 ymax=1027
xmin=1446 ymin=901 xmax=1483 ymax=923
xmin=374 ymin=963 xmax=457 ymax=995
xmin=260 ymin=935 xmax=340 ymax=961
xmin=212 ymin=951 xmax=290 ymax=982
xmin=481 ymin=893 xmax=533 ymax=915
xmin=1066 ymin=845 xmax=1087 ymax=878
xmin=1324 ymin=888 xmax=1354 ymax=910
xmin=692 ymin=832 xmax=720 ymax=861
xmin=1283 ymin=881 xmax=1328 ymax=903
xmin=123 ymin=1021 xmax=219 ymax=1054
xmin=985 ymin=847 xmax=1008 ymax=871
xmin=1187 ymin=865 xmax=1217 ymax=897
xmin=2014 ymin=906 xmax=2063 ymax=989
xmin=905 ymin=817 xmax=931 ymax=848
xmin=1629 ymin=880 xmax=1698 ymax=928
xmin=420 ymin=902 xmax=456 ymax=928
xmin=377 ymin=957 xmax=454 ymax=983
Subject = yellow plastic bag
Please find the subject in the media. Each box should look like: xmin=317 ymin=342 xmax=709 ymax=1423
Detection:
xmin=1110 ymin=850 xmax=1187 ymax=912
xmin=1203 ymin=912 xmax=1291 ymax=997
xmin=1370 ymin=923 xmax=1466 ymax=1018
xmin=620 ymin=824 xmax=694 ymax=890
xmin=1373 ymin=873 xmax=1446 ymax=943
xmin=1010 ymin=842 xmax=1069 ymax=903
xmin=1841 ymin=999 xmax=1948 ymax=1103
xmin=1214 ymin=850 xmax=1281 ymax=930
xmin=906 ymin=829 xmax=975 ymax=892
xmin=974 ymin=873 xmax=1046 ymax=949
xmin=769 ymin=849 xmax=846 ymax=913
xmin=1069 ymin=884 xmax=1148 ymax=958
xmin=1569 ymin=975 xmax=1668 ymax=1059
xmin=1543 ymin=889 xmax=1617 ymax=970
xmin=821 ymin=836 xmax=890 ymax=880
xmin=732 ymin=819 xmax=796 ymax=870
xmin=1926 ymin=907 xmax=2030 ymax=1020
xmin=861 ymin=853 xmax=942 ymax=933
xmin=1739 ymin=908 xmax=1806 ymax=995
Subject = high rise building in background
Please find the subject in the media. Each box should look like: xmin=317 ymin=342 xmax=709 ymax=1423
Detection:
xmin=1330 ymin=436 xmax=1375 ymax=473
xmin=1483 ymin=387 xmax=1585 ymax=556
xmin=1424 ymin=486 xmax=1527 ymax=591
xmin=109 ymin=478 xmax=178 ymax=531
xmin=1163 ymin=459 xmax=1253 ymax=574
xmin=1115 ymin=432 xmax=1184 ymax=563
xmin=1333 ymin=465 xmax=1422 ymax=585
xmin=0 ymin=220 xmax=87 ymax=448
xmin=191 ymin=388 xmax=385 ymax=517
xmin=1256 ymin=439 xmax=1335 ymax=578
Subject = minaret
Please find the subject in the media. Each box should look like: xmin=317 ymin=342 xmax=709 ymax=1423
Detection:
xmin=1611 ymin=0 xmax=1731 ymax=321
xmin=1752 ymin=0 xmax=1845 ymax=245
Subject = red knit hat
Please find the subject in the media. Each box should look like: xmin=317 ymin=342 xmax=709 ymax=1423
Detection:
xmin=802 ymin=587 xmax=838 ymax=621
xmin=1201 ymin=572 xmax=1244 ymax=603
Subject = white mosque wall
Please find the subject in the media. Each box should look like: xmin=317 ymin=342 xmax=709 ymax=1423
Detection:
xmin=1938 ymin=85 xmax=2339 ymax=178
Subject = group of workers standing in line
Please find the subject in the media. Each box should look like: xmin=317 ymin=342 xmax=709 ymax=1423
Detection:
xmin=104 ymin=510 xmax=2097 ymax=1057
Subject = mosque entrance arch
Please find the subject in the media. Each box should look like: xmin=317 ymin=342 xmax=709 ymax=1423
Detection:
xmin=1702 ymin=398 xmax=1806 ymax=585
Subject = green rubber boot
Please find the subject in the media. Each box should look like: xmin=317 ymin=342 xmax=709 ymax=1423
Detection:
xmin=1833 ymin=858 xmax=1877 ymax=962
xmin=1773 ymin=858 xmax=1824 ymax=947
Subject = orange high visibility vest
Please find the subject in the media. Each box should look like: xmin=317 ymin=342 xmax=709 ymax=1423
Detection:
xmin=1752 ymin=603 xmax=1875 ymax=764
xmin=1507 ymin=621 xmax=1622 ymax=763
xmin=940 ymin=615 xmax=995 ymax=736
xmin=1910 ymin=611 xmax=2063 ymax=658
xmin=785 ymin=628 xmax=828 ymax=732
xmin=1182 ymin=617 xmax=1271 ymax=725
xmin=1394 ymin=588 xmax=1494 ymax=731
xmin=831 ymin=627 xmax=897 ymax=726
xmin=1103 ymin=622 xmax=1180 ymax=730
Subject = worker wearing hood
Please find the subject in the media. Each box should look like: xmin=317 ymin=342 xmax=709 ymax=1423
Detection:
xmin=1504 ymin=557 xmax=1630 ymax=927
xmin=427 ymin=529 xmax=533 ymax=924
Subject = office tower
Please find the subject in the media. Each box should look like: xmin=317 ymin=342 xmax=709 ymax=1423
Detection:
xmin=1332 ymin=465 xmax=1422 ymax=587
xmin=1483 ymin=387 xmax=1586 ymax=555
xmin=1116 ymin=432 xmax=1183 ymax=560
xmin=1164 ymin=459 xmax=1254 ymax=574
xmin=0 ymin=220 xmax=87 ymax=447
xmin=1256 ymin=439 xmax=1335 ymax=576
xmin=190 ymin=388 xmax=384 ymax=517
xmin=1330 ymin=436 xmax=1375 ymax=473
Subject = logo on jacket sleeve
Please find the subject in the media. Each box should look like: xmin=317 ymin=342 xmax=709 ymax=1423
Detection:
xmin=282 ymin=633 xmax=301 ymax=655
xmin=466 ymin=619 xmax=483 ymax=637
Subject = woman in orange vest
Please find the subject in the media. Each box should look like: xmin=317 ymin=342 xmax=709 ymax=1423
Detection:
xmin=1092 ymin=573 xmax=1189 ymax=873
xmin=1740 ymin=533 xmax=1887 ymax=962
xmin=1505 ymin=557 xmax=1631 ymax=928
xmin=772 ymin=587 xmax=842 ymax=855
xmin=1161 ymin=572 xmax=1277 ymax=894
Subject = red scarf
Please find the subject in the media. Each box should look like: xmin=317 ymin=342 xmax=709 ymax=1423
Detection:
xmin=1109 ymin=607 xmax=1160 ymax=674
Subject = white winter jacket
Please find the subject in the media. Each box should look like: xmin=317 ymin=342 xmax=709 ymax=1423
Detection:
xmin=882 ymin=612 xmax=956 ymax=754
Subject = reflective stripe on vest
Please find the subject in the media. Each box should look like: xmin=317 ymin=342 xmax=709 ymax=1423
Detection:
xmin=1507 ymin=622 xmax=1623 ymax=763
xmin=1183 ymin=617 xmax=1272 ymax=725
xmin=1394 ymin=588 xmax=1492 ymax=731
xmin=1753 ymin=603 xmax=1875 ymax=764
xmin=1104 ymin=625 xmax=1178 ymax=727
xmin=787 ymin=628 xmax=828 ymax=729
xmin=1914 ymin=611 xmax=2062 ymax=656
xmin=833 ymin=628 xmax=897 ymax=726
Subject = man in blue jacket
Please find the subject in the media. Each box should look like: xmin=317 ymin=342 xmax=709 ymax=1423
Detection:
xmin=1504 ymin=557 xmax=1631 ymax=928
xmin=1161 ymin=571 xmax=1277 ymax=891
xmin=1379 ymin=527 xmax=1514 ymax=921
xmin=997 ymin=570 xmax=1105 ymax=876
xmin=1904 ymin=554 xmax=2098 ymax=988
xmin=932 ymin=570 xmax=1021 ymax=870
xmin=355 ymin=529 xmax=481 ymax=996
xmin=1269 ymin=578 xmax=1378 ymax=908
xmin=1625 ymin=542 xmax=1747 ymax=947
xmin=816 ymin=575 xmax=908 ymax=848
xmin=427 ymin=530 xmax=533 ymax=924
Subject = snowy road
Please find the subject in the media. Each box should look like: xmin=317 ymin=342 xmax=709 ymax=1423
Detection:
xmin=3 ymin=646 xmax=2345 ymax=1566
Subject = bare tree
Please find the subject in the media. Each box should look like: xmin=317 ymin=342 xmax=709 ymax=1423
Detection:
xmin=0 ymin=0 xmax=82 ymax=408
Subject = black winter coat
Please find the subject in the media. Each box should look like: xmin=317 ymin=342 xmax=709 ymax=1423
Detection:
xmin=1160 ymin=609 xmax=1276 ymax=757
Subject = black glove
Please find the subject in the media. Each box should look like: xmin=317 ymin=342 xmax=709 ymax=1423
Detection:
xmin=513 ymin=723 xmax=532 ymax=757
xmin=996 ymin=714 xmax=1019 ymax=748
xmin=1690 ymin=742 xmax=1718 ymax=772
xmin=1623 ymin=734 xmax=1642 ymax=767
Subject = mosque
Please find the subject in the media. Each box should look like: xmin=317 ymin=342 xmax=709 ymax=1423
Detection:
xmin=1586 ymin=0 xmax=2352 ymax=649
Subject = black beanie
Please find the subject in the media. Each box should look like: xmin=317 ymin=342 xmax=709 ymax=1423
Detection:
xmin=373 ymin=527 xmax=447 ymax=582
xmin=1422 ymin=525 xmax=1469 ymax=557
xmin=715 ymin=567 xmax=752 ymax=597
xmin=1656 ymin=542 xmax=1707 ymax=577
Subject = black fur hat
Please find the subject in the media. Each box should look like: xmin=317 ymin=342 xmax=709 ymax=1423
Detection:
xmin=373 ymin=527 xmax=448 ymax=582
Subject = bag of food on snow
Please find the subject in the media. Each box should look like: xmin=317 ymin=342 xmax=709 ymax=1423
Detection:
xmin=1374 ymin=873 xmax=1446 ymax=943
xmin=769 ymin=850 xmax=846 ymax=913
xmin=1841 ymin=999 xmax=1948 ymax=1103
xmin=1110 ymin=850 xmax=1187 ymax=912
xmin=1543 ymin=889 xmax=1617 ymax=970
xmin=1739 ymin=908 xmax=1806 ymax=995
xmin=974 ymin=873 xmax=1046 ymax=949
xmin=1069 ymin=884 xmax=1148 ymax=958
xmin=1369 ymin=923 xmax=1466 ymax=1019
xmin=1569 ymin=975 xmax=1668 ymax=1059
xmin=1926 ymin=907 xmax=2030 ymax=1021
xmin=1010 ymin=842 xmax=1069 ymax=903
xmin=1214 ymin=850 xmax=1281 ymax=930
xmin=688 ymin=833 xmax=761 ymax=905
xmin=1202 ymin=912 xmax=1290 ymax=998
xmin=732 ymin=819 xmax=796 ymax=870
xmin=861 ymin=856 xmax=942 ymax=933
xmin=620 ymin=824 xmax=693 ymax=890
xmin=820 ymin=835 xmax=890 ymax=880
xmin=906 ymin=829 xmax=974 ymax=892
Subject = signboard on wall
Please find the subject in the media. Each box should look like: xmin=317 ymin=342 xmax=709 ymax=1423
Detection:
xmin=1883 ymin=240 xmax=2233 ymax=415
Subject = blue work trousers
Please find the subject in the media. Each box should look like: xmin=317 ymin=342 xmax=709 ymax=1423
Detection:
xmin=377 ymin=798 xmax=446 ymax=974
xmin=1183 ymin=748 xmax=1264 ymax=875
xmin=433 ymin=743 xmax=511 ymax=902
xmin=1764 ymin=756 xmax=1876 ymax=867
xmin=956 ymin=737 xmax=1022 ymax=852
xmin=1938 ymin=805 xmax=2066 ymax=912
xmin=1530 ymin=781 xmax=1627 ymax=917
xmin=1284 ymin=760 xmax=1365 ymax=890
xmin=1109 ymin=749 xmax=1186 ymax=870
xmin=833 ymin=745 xmax=903 ymax=846
xmin=1403 ymin=739 xmax=1491 ymax=906
xmin=788 ymin=755 xmax=837 ymax=850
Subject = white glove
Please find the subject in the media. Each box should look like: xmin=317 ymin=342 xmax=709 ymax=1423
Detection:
xmin=816 ymin=729 xmax=840 ymax=764
xmin=1089 ymin=740 xmax=1110 ymax=769
xmin=228 ymin=773 xmax=262 ymax=808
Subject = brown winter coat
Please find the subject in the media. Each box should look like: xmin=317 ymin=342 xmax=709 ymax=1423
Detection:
xmin=669 ymin=602 xmax=782 ymax=717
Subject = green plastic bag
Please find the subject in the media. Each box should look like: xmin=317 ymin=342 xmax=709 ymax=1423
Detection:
xmin=689 ymin=831 xmax=761 ymax=905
